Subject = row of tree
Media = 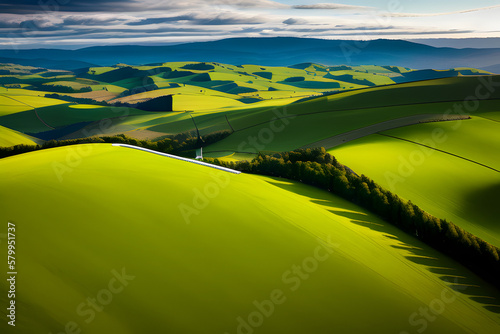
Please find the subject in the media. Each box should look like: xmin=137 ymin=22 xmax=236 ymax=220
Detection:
xmin=44 ymin=93 xmax=111 ymax=106
xmin=0 ymin=131 xmax=231 ymax=159
xmin=204 ymin=148 xmax=500 ymax=289
xmin=30 ymin=84 xmax=92 ymax=93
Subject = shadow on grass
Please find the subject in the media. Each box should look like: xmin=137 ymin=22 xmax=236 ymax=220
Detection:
xmin=262 ymin=176 xmax=500 ymax=315
xmin=462 ymin=182 xmax=500 ymax=241
xmin=337 ymin=212 xmax=500 ymax=315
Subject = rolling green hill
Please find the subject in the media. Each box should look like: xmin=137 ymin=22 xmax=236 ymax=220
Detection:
xmin=0 ymin=104 xmax=151 ymax=136
xmin=1 ymin=59 xmax=500 ymax=334
xmin=202 ymin=76 xmax=500 ymax=154
xmin=0 ymin=125 xmax=39 ymax=147
xmin=1 ymin=144 xmax=499 ymax=333
xmin=327 ymin=117 xmax=500 ymax=248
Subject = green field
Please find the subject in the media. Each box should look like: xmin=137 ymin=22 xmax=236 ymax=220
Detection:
xmin=383 ymin=117 xmax=500 ymax=171
xmin=201 ymin=76 xmax=500 ymax=154
xmin=1 ymin=144 xmax=499 ymax=333
xmin=0 ymin=125 xmax=39 ymax=147
xmin=328 ymin=125 xmax=500 ymax=248
xmin=477 ymin=111 xmax=500 ymax=122
xmin=0 ymin=104 xmax=151 ymax=135
xmin=1 ymin=63 xmax=495 ymax=143
xmin=0 ymin=94 xmax=68 ymax=117
xmin=1 ymin=60 xmax=500 ymax=333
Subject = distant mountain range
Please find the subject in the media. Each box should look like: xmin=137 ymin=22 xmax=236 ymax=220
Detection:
xmin=0 ymin=37 xmax=499 ymax=72
xmin=0 ymin=56 xmax=96 ymax=70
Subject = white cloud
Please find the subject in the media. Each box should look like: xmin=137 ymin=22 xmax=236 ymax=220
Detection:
xmin=387 ymin=5 xmax=500 ymax=17
xmin=292 ymin=3 xmax=372 ymax=10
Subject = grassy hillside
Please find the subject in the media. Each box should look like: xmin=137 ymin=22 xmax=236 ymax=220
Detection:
xmin=0 ymin=94 xmax=67 ymax=117
xmin=0 ymin=104 xmax=151 ymax=135
xmin=476 ymin=111 xmax=500 ymax=122
xmin=203 ymin=76 xmax=500 ymax=154
xmin=0 ymin=144 xmax=499 ymax=333
xmin=328 ymin=126 xmax=500 ymax=248
xmin=1 ymin=63 xmax=493 ymax=144
xmin=383 ymin=117 xmax=500 ymax=171
xmin=1 ymin=64 xmax=499 ymax=260
xmin=0 ymin=125 xmax=38 ymax=147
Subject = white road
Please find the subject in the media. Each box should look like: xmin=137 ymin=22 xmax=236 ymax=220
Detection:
xmin=112 ymin=143 xmax=241 ymax=174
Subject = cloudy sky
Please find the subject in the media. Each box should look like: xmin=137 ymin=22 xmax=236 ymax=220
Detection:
xmin=0 ymin=0 xmax=499 ymax=49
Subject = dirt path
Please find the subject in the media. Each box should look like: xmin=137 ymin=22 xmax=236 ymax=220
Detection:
xmin=301 ymin=114 xmax=470 ymax=149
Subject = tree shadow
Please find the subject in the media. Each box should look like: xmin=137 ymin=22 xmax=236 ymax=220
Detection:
xmin=461 ymin=182 xmax=500 ymax=242
xmin=262 ymin=176 xmax=500 ymax=315
xmin=333 ymin=210 xmax=500 ymax=315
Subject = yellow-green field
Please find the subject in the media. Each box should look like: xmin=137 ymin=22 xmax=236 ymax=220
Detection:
xmin=328 ymin=118 xmax=500 ymax=247
xmin=1 ymin=144 xmax=499 ymax=333
xmin=0 ymin=125 xmax=39 ymax=146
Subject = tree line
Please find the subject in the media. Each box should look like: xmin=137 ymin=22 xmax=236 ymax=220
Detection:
xmin=203 ymin=148 xmax=500 ymax=289
xmin=0 ymin=131 xmax=231 ymax=159
xmin=29 ymin=84 xmax=92 ymax=93
xmin=45 ymin=94 xmax=111 ymax=106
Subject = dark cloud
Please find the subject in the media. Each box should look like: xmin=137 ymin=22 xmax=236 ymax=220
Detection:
xmin=283 ymin=18 xmax=308 ymax=25
xmin=0 ymin=22 xmax=224 ymax=39
xmin=63 ymin=16 xmax=128 ymax=26
xmin=128 ymin=13 xmax=265 ymax=26
xmin=196 ymin=15 xmax=264 ymax=25
xmin=0 ymin=21 xmax=21 ymax=28
xmin=0 ymin=0 xmax=286 ymax=13
xmin=0 ymin=18 xmax=61 ymax=31
xmin=0 ymin=1 xmax=487 ymax=48
xmin=0 ymin=0 xmax=131 ymax=13
xmin=127 ymin=16 xmax=194 ymax=26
